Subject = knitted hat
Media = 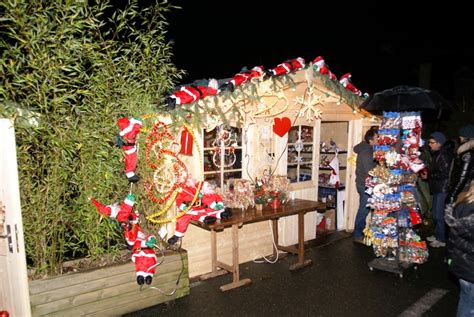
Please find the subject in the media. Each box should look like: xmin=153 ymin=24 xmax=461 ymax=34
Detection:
xmin=430 ymin=131 xmax=447 ymax=145
xmin=459 ymin=124 xmax=474 ymax=138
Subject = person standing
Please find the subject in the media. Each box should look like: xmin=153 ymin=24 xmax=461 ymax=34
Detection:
xmin=448 ymin=124 xmax=474 ymax=205
xmin=353 ymin=127 xmax=378 ymax=244
xmin=445 ymin=180 xmax=474 ymax=317
xmin=426 ymin=132 xmax=454 ymax=248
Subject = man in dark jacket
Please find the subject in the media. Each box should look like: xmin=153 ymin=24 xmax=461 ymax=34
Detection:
xmin=352 ymin=127 xmax=378 ymax=244
xmin=448 ymin=124 xmax=474 ymax=204
xmin=426 ymin=131 xmax=454 ymax=248
xmin=445 ymin=180 xmax=474 ymax=316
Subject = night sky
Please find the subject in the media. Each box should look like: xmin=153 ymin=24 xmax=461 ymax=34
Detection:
xmin=166 ymin=1 xmax=473 ymax=99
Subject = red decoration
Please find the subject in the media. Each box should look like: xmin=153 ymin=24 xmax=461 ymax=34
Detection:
xmin=180 ymin=127 xmax=194 ymax=156
xmin=273 ymin=117 xmax=291 ymax=137
xmin=409 ymin=208 xmax=422 ymax=226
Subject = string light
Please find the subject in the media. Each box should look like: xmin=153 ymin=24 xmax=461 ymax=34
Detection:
xmin=146 ymin=124 xmax=204 ymax=224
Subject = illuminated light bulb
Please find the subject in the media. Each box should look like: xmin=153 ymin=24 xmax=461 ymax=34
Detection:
xmin=336 ymin=101 xmax=341 ymax=105
xmin=353 ymin=109 xmax=357 ymax=114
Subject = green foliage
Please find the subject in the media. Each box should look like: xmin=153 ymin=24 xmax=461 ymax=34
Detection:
xmin=0 ymin=0 xmax=184 ymax=277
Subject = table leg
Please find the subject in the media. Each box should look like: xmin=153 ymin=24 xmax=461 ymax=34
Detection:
xmin=219 ymin=224 xmax=252 ymax=291
xmin=200 ymin=229 xmax=227 ymax=280
xmin=272 ymin=219 xmax=279 ymax=258
xmin=289 ymin=212 xmax=313 ymax=271
xmin=211 ymin=228 xmax=217 ymax=274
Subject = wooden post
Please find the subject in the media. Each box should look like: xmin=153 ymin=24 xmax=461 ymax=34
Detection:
xmin=0 ymin=119 xmax=31 ymax=316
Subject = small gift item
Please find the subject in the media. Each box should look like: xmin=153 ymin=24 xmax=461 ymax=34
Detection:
xmin=222 ymin=179 xmax=255 ymax=210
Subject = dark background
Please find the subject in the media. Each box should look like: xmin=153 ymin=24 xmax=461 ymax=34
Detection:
xmin=166 ymin=0 xmax=474 ymax=100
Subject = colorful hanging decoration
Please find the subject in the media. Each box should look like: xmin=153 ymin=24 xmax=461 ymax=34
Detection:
xmin=365 ymin=111 xmax=428 ymax=264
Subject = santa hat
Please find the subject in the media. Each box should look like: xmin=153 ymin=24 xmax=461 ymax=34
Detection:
xmin=339 ymin=73 xmax=352 ymax=81
xmin=117 ymin=117 xmax=143 ymax=136
xmin=252 ymin=66 xmax=264 ymax=74
xmin=291 ymin=57 xmax=306 ymax=70
xmin=117 ymin=117 xmax=130 ymax=132
xmin=90 ymin=198 xmax=112 ymax=217
xmin=312 ymin=56 xmax=325 ymax=66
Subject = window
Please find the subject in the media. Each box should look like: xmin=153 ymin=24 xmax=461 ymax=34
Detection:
xmin=287 ymin=125 xmax=314 ymax=183
xmin=203 ymin=125 xmax=243 ymax=188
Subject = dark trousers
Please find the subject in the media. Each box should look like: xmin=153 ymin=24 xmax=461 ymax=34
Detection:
xmin=353 ymin=191 xmax=370 ymax=238
xmin=432 ymin=192 xmax=448 ymax=242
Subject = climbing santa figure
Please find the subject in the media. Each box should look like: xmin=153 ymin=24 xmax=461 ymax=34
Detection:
xmin=117 ymin=117 xmax=143 ymax=183
xmin=338 ymin=73 xmax=362 ymax=96
xmin=123 ymin=222 xmax=157 ymax=285
xmin=167 ymin=180 xmax=232 ymax=245
xmin=312 ymin=56 xmax=337 ymax=80
xmin=89 ymin=194 xmax=138 ymax=223
xmin=267 ymin=57 xmax=305 ymax=77
xmin=219 ymin=66 xmax=265 ymax=92
xmin=165 ymin=79 xmax=219 ymax=109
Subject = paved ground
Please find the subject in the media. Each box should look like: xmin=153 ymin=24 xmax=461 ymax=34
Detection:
xmin=125 ymin=232 xmax=459 ymax=317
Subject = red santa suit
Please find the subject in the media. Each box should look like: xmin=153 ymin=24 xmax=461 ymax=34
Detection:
xmin=90 ymin=194 xmax=137 ymax=223
xmin=268 ymin=57 xmax=305 ymax=76
xmin=117 ymin=117 xmax=142 ymax=183
xmin=289 ymin=57 xmax=305 ymax=71
xmin=230 ymin=66 xmax=264 ymax=87
xmin=168 ymin=80 xmax=218 ymax=106
xmin=124 ymin=223 xmax=157 ymax=285
xmin=338 ymin=73 xmax=362 ymax=96
xmin=312 ymin=56 xmax=338 ymax=80
xmin=172 ymin=181 xmax=226 ymax=238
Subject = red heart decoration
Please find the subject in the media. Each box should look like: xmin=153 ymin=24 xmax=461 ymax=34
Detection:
xmin=273 ymin=117 xmax=291 ymax=137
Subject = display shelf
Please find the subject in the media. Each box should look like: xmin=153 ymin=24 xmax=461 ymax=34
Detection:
xmin=319 ymin=151 xmax=347 ymax=154
xmin=318 ymin=184 xmax=345 ymax=190
xmin=319 ymin=166 xmax=347 ymax=170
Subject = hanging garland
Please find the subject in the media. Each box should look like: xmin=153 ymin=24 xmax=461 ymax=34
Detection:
xmin=145 ymin=124 xmax=204 ymax=224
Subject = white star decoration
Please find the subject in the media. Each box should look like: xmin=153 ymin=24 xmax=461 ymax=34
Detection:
xmin=294 ymin=85 xmax=324 ymax=122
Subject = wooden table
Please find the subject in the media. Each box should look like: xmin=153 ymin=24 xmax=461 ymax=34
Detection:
xmin=191 ymin=199 xmax=326 ymax=291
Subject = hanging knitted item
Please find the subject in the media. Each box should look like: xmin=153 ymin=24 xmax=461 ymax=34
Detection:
xmin=179 ymin=127 xmax=194 ymax=156
xmin=328 ymin=155 xmax=340 ymax=188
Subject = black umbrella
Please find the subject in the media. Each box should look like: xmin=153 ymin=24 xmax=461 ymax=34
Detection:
xmin=360 ymin=85 xmax=446 ymax=112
